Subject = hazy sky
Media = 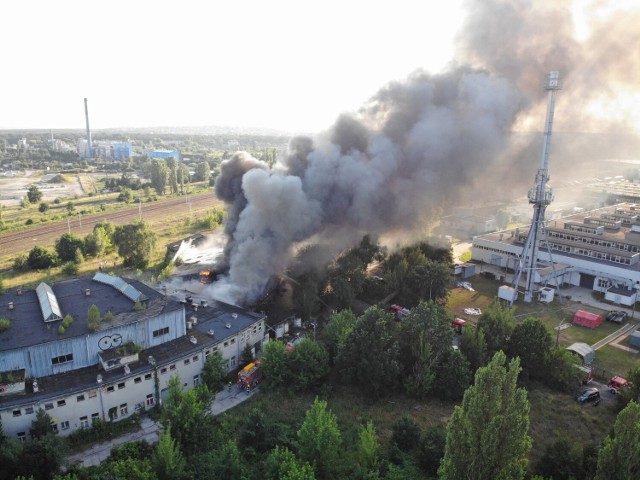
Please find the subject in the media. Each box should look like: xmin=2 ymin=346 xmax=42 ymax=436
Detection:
xmin=0 ymin=0 xmax=464 ymax=133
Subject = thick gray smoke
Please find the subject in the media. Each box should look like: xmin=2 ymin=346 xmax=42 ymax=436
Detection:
xmin=212 ymin=69 xmax=524 ymax=305
xmin=211 ymin=0 xmax=640 ymax=306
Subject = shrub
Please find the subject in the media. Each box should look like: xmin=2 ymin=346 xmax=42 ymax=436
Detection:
xmin=13 ymin=254 xmax=29 ymax=272
xmin=104 ymin=311 xmax=113 ymax=322
xmin=62 ymin=314 xmax=73 ymax=329
xmin=0 ymin=318 xmax=11 ymax=332
xmin=25 ymin=218 xmax=34 ymax=225
xmin=58 ymin=325 xmax=66 ymax=334
xmin=62 ymin=261 xmax=79 ymax=276
xmin=87 ymin=304 xmax=101 ymax=331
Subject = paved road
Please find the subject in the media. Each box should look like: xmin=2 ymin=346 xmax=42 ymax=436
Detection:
xmin=66 ymin=385 xmax=258 ymax=468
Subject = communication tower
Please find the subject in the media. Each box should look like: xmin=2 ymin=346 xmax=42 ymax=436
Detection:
xmin=510 ymin=71 xmax=561 ymax=305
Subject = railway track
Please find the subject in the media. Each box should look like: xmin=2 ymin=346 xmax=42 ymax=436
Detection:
xmin=0 ymin=193 xmax=221 ymax=258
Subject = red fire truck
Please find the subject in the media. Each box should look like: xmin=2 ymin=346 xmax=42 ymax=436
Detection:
xmin=237 ymin=360 xmax=263 ymax=390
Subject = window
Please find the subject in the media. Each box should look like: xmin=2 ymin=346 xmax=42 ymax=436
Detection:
xmin=134 ymin=376 xmax=142 ymax=384
xmin=169 ymin=364 xmax=176 ymax=371
xmin=230 ymin=356 xmax=237 ymax=368
xmin=146 ymin=394 xmax=154 ymax=406
xmin=204 ymin=350 xmax=210 ymax=358
xmin=17 ymin=432 xmax=26 ymax=442
xmin=57 ymin=400 xmax=66 ymax=407
xmin=44 ymin=403 xmax=54 ymax=410
xmin=230 ymin=338 xmax=236 ymax=345
xmin=224 ymin=341 xmax=229 ymax=347
xmin=51 ymin=424 xmax=59 ymax=434
xmin=106 ymin=386 xmax=115 ymax=393
xmin=117 ymin=382 xmax=125 ymax=390
xmin=61 ymin=421 xmax=70 ymax=430
xmin=25 ymin=407 xmax=34 ymax=415
xmin=88 ymin=390 xmax=97 ymax=398
xmin=193 ymin=375 xmax=200 ymax=387
xmin=80 ymin=416 xmax=89 ymax=428
xmin=152 ymin=326 xmax=170 ymax=338
xmin=160 ymin=367 xmax=168 ymax=375
xmin=184 ymin=358 xmax=191 ymax=365
xmin=77 ymin=395 xmax=85 ymax=402
xmin=12 ymin=409 xmax=21 ymax=417
xmin=51 ymin=353 xmax=73 ymax=365
xmin=144 ymin=373 xmax=152 ymax=381
xmin=91 ymin=413 xmax=100 ymax=423
xmin=193 ymin=355 xmax=199 ymax=362
xmin=120 ymin=403 xmax=128 ymax=415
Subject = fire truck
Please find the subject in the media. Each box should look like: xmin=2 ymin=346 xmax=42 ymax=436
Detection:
xmin=608 ymin=376 xmax=632 ymax=394
xmin=237 ymin=360 xmax=263 ymax=390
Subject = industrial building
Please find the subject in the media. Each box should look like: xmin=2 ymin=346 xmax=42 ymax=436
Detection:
xmin=144 ymin=150 xmax=180 ymax=160
xmin=472 ymin=203 xmax=640 ymax=304
xmin=0 ymin=273 xmax=267 ymax=439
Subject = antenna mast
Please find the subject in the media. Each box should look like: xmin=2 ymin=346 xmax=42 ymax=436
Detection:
xmin=510 ymin=71 xmax=561 ymax=305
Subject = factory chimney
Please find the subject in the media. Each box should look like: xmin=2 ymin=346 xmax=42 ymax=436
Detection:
xmin=84 ymin=98 xmax=93 ymax=160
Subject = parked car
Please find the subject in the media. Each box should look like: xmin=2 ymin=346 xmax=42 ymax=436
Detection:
xmin=606 ymin=310 xmax=627 ymax=323
xmin=576 ymin=387 xmax=600 ymax=403
xmin=286 ymin=335 xmax=304 ymax=351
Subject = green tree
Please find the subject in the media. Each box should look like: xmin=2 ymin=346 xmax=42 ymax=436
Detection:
xmin=438 ymin=351 xmax=531 ymax=480
xmin=391 ymin=415 xmax=421 ymax=452
xmin=55 ymin=233 xmax=85 ymax=262
xmin=595 ymin=401 xmax=640 ymax=480
xmin=30 ymin=409 xmax=54 ymax=440
xmin=166 ymin=158 xmax=178 ymax=194
xmin=264 ymin=446 xmax=316 ymax=480
xmin=113 ymin=221 xmax=157 ymax=269
xmin=356 ymin=421 xmax=380 ymax=472
xmin=240 ymin=343 xmax=254 ymax=366
xmin=150 ymin=159 xmax=168 ymax=195
xmin=536 ymin=437 xmax=581 ymax=480
xmin=17 ymin=432 xmax=65 ymax=480
xmin=459 ymin=327 xmax=488 ymax=373
xmin=152 ymin=428 xmax=185 ymax=480
xmin=398 ymin=302 xmax=453 ymax=399
xmin=336 ymin=306 xmax=401 ymax=398
xmin=288 ymin=340 xmax=330 ymax=392
xmin=195 ymin=162 xmax=210 ymax=182
xmin=435 ymin=349 xmax=472 ymax=401
xmin=262 ymin=340 xmax=289 ymax=389
xmin=38 ymin=202 xmax=50 ymax=213
xmin=507 ymin=317 xmax=552 ymax=381
xmin=87 ymin=304 xmax=101 ymax=331
xmin=542 ymin=347 xmax=577 ymax=391
xmin=117 ymin=187 xmax=134 ymax=203
xmin=66 ymin=201 xmax=75 ymax=216
xmin=297 ymin=398 xmax=342 ymax=479
xmin=84 ymin=225 xmax=112 ymax=257
xmin=201 ymin=351 xmax=226 ymax=395
xmin=27 ymin=246 xmax=58 ymax=270
xmin=476 ymin=302 xmax=515 ymax=356
xmin=27 ymin=184 xmax=43 ymax=204
xmin=419 ymin=425 xmax=446 ymax=477
xmin=321 ymin=309 xmax=357 ymax=364
xmin=160 ymin=375 xmax=212 ymax=453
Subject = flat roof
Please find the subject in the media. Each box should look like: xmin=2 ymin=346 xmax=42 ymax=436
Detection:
xmin=0 ymin=276 xmax=177 ymax=351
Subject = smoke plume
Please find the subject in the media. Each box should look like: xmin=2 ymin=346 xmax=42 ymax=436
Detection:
xmin=211 ymin=0 xmax=640 ymax=305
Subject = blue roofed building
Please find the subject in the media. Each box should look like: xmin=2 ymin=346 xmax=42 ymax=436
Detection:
xmin=144 ymin=149 xmax=179 ymax=161
xmin=0 ymin=273 xmax=267 ymax=439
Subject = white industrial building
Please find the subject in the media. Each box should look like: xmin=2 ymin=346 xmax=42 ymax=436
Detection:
xmin=472 ymin=203 xmax=640 ymax=305
xmin=0 ymin=273 xmax=267 ymax=440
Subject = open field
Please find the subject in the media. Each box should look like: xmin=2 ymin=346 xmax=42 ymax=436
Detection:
xmin=0 ymin=170 xmax=84 ymax=207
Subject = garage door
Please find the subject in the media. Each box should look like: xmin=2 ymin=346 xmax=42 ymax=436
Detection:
xmin=579 ymin=273 xmax=595 ymax=289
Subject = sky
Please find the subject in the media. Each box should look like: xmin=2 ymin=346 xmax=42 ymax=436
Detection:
xmin=0 ymin=0 xmax=465 ymax=133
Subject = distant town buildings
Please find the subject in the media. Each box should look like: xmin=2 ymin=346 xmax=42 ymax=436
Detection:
xmin=143 ymin=149 xmax=180 ymax=161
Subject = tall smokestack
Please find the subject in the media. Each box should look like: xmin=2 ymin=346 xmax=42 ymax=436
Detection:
xmin=84 ymin=97 xmax=93 ymax=160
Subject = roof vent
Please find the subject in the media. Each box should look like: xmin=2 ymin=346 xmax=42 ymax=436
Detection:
xmin=148 ymin=355 xmax=156 ymax=366
xmin=200 ymin=300 xmax=208 ymax=307
xmin=85 ymin=288 xmax=91 ymax=296
xmin=232 ymin=313 xmax=238 ymax=319
xmin=207 ymin=329 xmax=215 ymax=337
xmin=192 ymin=304 xmax=198 ymax=311
xmin=187 ymin=321 xmax=193 ymax=330
xmin=124 ymin=364 xmax=131 ymax=374
xmin=189 ymin=335 xmax=197 ymax=345
xmin=8 ymin=301 xmax=14 ymax=310
xmin=96 ymin=374 xmax=103 ymax=384
xmin=225 ymin=323 xmax=231 ymax=329
xmin=32 ymin=379 xmax=39 ymax=393
xmin=16 ymin=287 xmax=22 ymax=296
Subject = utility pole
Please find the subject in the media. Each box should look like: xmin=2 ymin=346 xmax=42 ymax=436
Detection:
xmin=510 ymin=71 xmax=561 ymax=306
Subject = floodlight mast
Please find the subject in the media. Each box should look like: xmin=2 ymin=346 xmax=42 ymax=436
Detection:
xmin=510 ymin=71 xmax=561 ymax=306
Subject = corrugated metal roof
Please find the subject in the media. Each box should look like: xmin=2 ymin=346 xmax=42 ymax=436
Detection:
xmin=36 ymin=282 xmax=63 ymax=323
